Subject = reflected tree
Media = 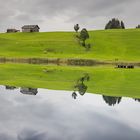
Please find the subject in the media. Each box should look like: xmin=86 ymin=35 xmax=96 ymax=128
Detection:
xmin=102 ymin=95 xmax=122 ymax=106
xmin=72 ymin=73 xmax=90 ymax=99
xmin=72 ymin=91 xmax=77 ymax=99
xmin=75 ymin=83 xmax=87 ymax=96
xmin=134 ymin=98 xmax=140 ymax=102
xmin=20 ymin=88 xmax=38 ymax=95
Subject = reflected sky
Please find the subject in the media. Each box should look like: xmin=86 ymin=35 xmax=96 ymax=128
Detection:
xmin=0 ymin=86 xmax=140 ymax=140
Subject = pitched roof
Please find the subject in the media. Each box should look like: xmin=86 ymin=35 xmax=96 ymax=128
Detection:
xmin=7 ymin=29 xmax=17 ymax=31
xmin=22 ymin=25 xmax=40 ymax=29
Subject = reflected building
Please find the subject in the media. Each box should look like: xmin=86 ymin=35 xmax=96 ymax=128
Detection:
xmin=5 ymin=85 xmax=17 ymax=90
xmin=20 ymin=88 xmax=38 ymax=95
xmin=102 ymin=95 xmax=122 ymax=106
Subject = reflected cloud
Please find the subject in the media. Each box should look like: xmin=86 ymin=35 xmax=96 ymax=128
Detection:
xmin=0 ymin=86 xmax=140 ymax=140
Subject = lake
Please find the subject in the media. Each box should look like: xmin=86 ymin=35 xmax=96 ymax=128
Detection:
xmin=0 ymin=85 xmax=140 ymax=140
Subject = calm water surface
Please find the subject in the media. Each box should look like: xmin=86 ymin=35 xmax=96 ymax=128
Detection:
xmin=0 ymin=86 xmax=140 ymax=140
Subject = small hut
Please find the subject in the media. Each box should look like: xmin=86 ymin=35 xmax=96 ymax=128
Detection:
xmin=7 ymin=29 xmax=20 ymax=33
xmin=21 ymin=25 xmax=40 ymax=32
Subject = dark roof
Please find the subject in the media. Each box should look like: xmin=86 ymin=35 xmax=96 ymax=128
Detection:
xmin=7 ymin=29 xmax=17 ymax=31
xmin=22 ymin=25 xmax=40 ymax=29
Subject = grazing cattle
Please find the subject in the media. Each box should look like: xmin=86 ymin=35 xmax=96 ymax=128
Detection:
xmin=117 ymin=65 xmax=134 ymax=69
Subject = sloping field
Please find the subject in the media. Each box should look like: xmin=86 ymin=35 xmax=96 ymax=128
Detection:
xmin=0 ymin=29 xmax=139 ymax=62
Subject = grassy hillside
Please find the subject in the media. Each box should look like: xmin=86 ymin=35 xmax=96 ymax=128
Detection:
xmin=0 ymin=63 xmax=139 ymax=98
xmin=0 ymin=29 xmax=139 ymax=62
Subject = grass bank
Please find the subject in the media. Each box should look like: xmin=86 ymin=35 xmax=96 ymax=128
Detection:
xmin=0 ymin=63 xmax=139 ymax=98
xmin=0 ymin=29 xmax=139 ymax=62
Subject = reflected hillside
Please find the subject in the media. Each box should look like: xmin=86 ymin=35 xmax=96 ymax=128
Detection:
xmin=102 ymin=95 xmax=122 ymax=106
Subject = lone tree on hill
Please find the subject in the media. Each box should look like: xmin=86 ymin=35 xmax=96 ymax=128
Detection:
xmin=74 ymin=24 xmax=80 ymax=32
xmin=80 ymin=28 xmax=89 ymax=47
xmin=136 ymin=25 xmax=140 ymax=28
xmin=105 ymin=18 xmax=125 ymax=29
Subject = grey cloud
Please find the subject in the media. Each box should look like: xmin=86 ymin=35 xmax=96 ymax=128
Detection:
xmin=0 ymin=0 xmax=140 ymax=31
xmin=17 ymin=129 xmax=48 ymax=140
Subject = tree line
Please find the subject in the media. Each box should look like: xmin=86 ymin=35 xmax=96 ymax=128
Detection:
xmin=105 ymin=18 xmax=125 ymax=29
xmin=104 ymin=18 xmax=140 ymax=29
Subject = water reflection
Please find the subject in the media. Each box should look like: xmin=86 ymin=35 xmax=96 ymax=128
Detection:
xmin=5 ymin=85 xmax=17 ymax=90
xmin=134 ymin=98 xmax=140 ymax=102
xmin=5 ymin=85 xmax=38 ymax=96
xmin=72 ymin=73 xmax=89 ymax=99
xmin=20 ymin=88 xmax=38 ymax=95
xmin=3 ymin=85 xmax=140 ymax=106
xmin=102 ymin=95 xmax=122 ymax=106
xmin=0 ymin=86 xmax=140 ymax=140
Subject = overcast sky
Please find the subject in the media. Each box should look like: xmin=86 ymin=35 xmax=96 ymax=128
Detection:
xmin=0 ymin=0 xmax=140 ymax=32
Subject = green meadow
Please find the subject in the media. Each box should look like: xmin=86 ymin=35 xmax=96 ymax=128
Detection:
xmin=0 ymin=63 xmax=139 ymax=98
xmin=0 ymin=29 xmax=139 ymax=98
xmin=0 ymin=29 xmax=139 ymax=62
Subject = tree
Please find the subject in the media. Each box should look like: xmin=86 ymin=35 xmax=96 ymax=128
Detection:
xmin=105 ymin=18 xmax=125 ymax=29
xmin=80 ymin=28 xmax=89 ymax=46
xmin=74 ymin=24 xmax=80 ymax=32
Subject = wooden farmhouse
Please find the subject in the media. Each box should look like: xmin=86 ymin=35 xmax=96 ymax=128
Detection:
xmin=21 ymin=25 xmax=40 ymax=32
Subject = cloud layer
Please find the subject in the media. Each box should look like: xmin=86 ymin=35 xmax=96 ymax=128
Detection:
xmin=0 ymin=0 xmax=140 ymax=31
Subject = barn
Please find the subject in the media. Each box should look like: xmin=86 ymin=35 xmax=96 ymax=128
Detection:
xmin=22 ymin=25 xmax=40 ymax=32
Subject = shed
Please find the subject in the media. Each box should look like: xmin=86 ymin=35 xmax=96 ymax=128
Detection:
xmin=22 ymin=25 xmax=40 ymax=32
xmin=7 ymin=29 xmax=20 ymax=33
